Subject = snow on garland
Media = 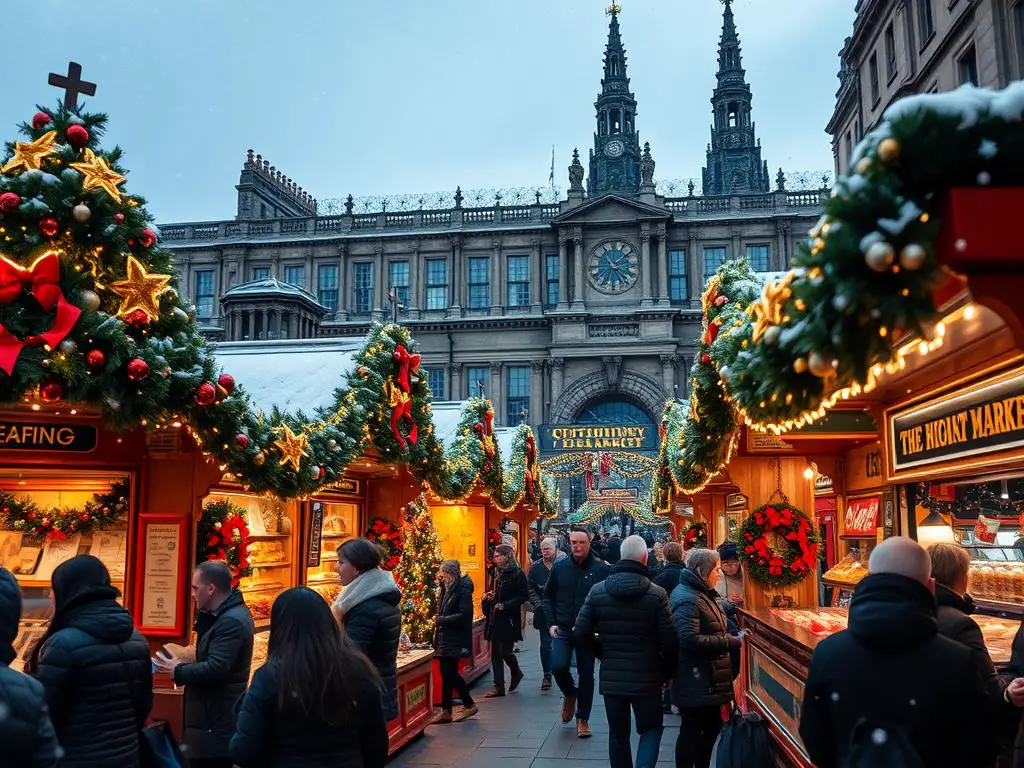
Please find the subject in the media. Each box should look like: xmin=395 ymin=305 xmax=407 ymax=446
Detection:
xmin=736 ymin=503 xmax=821 ymax=588
xmin=196 ymin=499 xmax=252 ymax=587
xmin=0 ymin=480 xmax=129 ymax=540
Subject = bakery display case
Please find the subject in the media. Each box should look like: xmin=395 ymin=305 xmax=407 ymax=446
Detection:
xmin=821 ymin=549 xmax=870 ymax=604
xmin=964 ymin=545 xmax=1024 ymax=618
xmin=303 ymin=498 xmax=359 ymax=606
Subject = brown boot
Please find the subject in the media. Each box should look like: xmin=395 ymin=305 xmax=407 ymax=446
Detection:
xmin=484 ymin=687 xmax=505 ymax=698
xmin=454 ymin=704 xmax=478 ymax=721
xmin=576 ymin=719 xmax=592 ymax=739
xmin=431 ymin=708 xmax=453 ymax=724
xmin=509 ymin=667 xmax=524 ymax=693
xmin=561 ymin=693 xmax=576 ymax=723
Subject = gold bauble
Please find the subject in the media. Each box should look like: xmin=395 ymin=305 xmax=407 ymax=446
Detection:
xmin=253 ymin=451 xmax=266 ymax=467
xmin=808 ymin=351 xmax=837 ymax=378
xmin=899 ymin=243 xmax=927 ymax=271
xmin=79 ymin=289 xmax=101 ymax=311
xmin=878 ymin=138 xmax=900 ymax=163
xmin=793 ymin=357 xmax=808 ymax=374
xmin=865 ymin=241 xmax=895 ymax=272
xmin=72 ymin=203 xmax=91 ymax=223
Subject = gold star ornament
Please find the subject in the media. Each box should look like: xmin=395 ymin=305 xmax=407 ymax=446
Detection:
xmin=70 ymin=148 xmax=125 ymax=203
xmin=109 ymin=255 xmax=171 ymax=320
xmin=1 ymin=131 xmax=58 ymax=175
xmin=749 ymin=272 xmax=795 ymax=344
xmin=273 ymin=424 xmax=309 ymax=471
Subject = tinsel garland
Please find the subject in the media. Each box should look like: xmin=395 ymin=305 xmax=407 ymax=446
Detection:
xmin=196 ymin=499 xmax=253 ymax=587
xmin=0 ymin=480 xmax=129 ymax=540
xmin=735 ymin=502 xmax=820 ymax=588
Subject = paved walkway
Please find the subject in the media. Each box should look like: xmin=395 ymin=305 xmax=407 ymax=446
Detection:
xmin=391 ymin=627 xmax=679 ymax=767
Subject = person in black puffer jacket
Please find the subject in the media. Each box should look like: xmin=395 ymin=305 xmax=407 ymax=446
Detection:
xmin=574 ymin=536 xmax=677 ymax=768
xmin=231 ymin=586 xmax=387 ymax=768
xmin=652 ymin=542 xmax=685 ymax=595
xmin=26 ymin=555 xmax=153 ymax=768
xmin=670 ymin=548 xmax=739 ymax=768
xmin=482 ymin=545 xmax=529 ymax=697
xmin=0 ymin=567 xmax=60 ymax=767
xmin=333 ymin=538 xmax=402 ymax=721
xmin=432 ymin=562 xmax=477 ymax=723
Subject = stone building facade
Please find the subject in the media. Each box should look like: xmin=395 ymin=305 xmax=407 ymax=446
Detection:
xmin=161 ymin=1 xmax=824 ymax=437
xmin=828 ymin=0 xmax=1024 ymax=176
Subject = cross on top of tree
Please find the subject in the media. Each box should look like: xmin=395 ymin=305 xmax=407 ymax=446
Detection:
xmin=48 ymin=62 xmax=96 ymax=111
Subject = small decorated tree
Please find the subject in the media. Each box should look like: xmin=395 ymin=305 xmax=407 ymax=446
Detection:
xmin=393 ymin=496 xmax=442 ymax=644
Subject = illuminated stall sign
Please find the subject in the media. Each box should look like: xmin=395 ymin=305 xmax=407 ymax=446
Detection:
xmin=0 ymin=420 xmax=97 ymax=452
xmin=890 ymin=368 xmax=1024 ymax=475
xmin=539 ymin=424 xmax=657 ymax=453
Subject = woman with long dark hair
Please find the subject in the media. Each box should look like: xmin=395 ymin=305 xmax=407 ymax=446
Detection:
xmin=231 ymin=586 xmax=388 ymax=767
xmin=26 ymin=555 xmax=152 ymax=767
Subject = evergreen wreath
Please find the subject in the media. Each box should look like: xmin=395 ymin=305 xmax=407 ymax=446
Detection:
xmin=196 ymin=499 xmax=252 ymax=587
xmin=0 ymin=480 xmax=129 ymax=540
xmin=736 ymin=502 xmax=820 ymax=588
xmin=681 ymin=520 xmax=708 ymax=550
xmin=365 ymin=516 xmax=403 ymax=570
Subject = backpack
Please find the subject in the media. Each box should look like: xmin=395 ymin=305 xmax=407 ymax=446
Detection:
xmin=714 ymin=708 xmax=775 ymax=768
xmin=840 ymin=717 xmax=926 ymax=768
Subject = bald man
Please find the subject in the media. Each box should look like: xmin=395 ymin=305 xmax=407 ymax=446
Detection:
xmin=799 ymin=537 xmax=995 ymax=767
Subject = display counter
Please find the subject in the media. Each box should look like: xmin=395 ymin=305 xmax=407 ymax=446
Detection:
xmin=389 ymin=647 xmax=435 ymax=755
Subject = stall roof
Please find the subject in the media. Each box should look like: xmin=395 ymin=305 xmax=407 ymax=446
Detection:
xmin=213 ymin=337 xmax=366 ymax=414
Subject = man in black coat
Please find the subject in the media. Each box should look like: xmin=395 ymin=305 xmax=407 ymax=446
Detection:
xmin=542 ymin=526 xmax=610 ymax=739
xmin=0 ymin=567 xmax=60 ymax=767
xmin=574 ymin=535 xmax=677 ymax=768
xmin=158 ymin=560 xmax=255 ymax=768
xmin=799 ymin=537 xmax=996 ymax=768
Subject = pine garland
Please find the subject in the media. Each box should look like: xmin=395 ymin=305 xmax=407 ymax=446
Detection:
xmin=0 ymin=480 xmax=129 ymax=540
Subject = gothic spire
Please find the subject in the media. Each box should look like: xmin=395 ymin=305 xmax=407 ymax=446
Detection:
xmin=602 ymin=4 xmax=628 ymax=91
xmin=716 ymin=0 xmax=745 ymax=83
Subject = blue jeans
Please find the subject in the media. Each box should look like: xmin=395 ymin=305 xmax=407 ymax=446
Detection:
xmin=538 ymin=623 xmax=552 ymax=676
xmin=550 ymin=630 xmax=596 ymax=720
xmin=604 ymin=693 xmax=664 ymax=768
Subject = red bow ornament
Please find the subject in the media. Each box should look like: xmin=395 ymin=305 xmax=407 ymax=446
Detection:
xmin=387 ymin=381 xmax=418 ymax=450
xmin=392 ymin=344 xmax=421 ymax=394
xmin=474 ymin=409 xmax=496 ymax=457
xmin=0 ymin=251 xmax=81 ymax=375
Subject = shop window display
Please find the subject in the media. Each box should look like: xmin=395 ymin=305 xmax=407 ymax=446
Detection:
xmin=305 ymin=499 xmax=360 ymax=606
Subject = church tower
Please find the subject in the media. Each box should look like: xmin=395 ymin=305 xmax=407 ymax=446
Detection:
xmin=588 ymin=4 xmax=642 ymax=197
xmin=701 ymin=0 xmax=770 ymax=196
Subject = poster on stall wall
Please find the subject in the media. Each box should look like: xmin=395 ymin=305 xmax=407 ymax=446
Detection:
xmin=35 ymin=535 xmax=82 ymax=581
xmin=90 ymin=532 xmax=127 ymax=581
xmin=975 ymin=514 xmax=1000 ymax=545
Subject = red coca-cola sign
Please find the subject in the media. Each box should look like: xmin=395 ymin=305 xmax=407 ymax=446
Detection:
xmin=845 ymin=497 xmax=880 ymax=537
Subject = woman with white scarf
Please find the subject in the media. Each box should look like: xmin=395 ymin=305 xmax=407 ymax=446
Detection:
xmin=332 ymin=538 xmax=402 ymax=721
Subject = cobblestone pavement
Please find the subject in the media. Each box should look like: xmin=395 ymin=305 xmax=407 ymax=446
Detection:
xmin=390 ymin=627 xmax=679 ymax=767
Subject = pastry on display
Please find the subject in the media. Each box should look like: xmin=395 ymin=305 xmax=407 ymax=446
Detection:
xmin=969 ymin=562 xmax=1024 ymax=604
xmin=311 ymin=582 xmax=341 ymax=604
xmin=248 ymin=540 xmax=285 ymax=563
xmin=323 ymin=515 xmax=349 ymax=536
xmin=249 ymin=597 xmax=273 ymax=621
xmin=822 ymin=553 xmax=868 ymax=587
xmin=770 ymin=608 xmax=849 ymax=636
xmin=974 ymin=615 xmax=1017 ymax=664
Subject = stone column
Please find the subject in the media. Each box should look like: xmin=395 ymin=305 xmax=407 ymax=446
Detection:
xmin=571 ymin=230 xmax=585 ymax=309
xmin=775 ymin=220 xmax=791 ymax=271
xmin=530 ymin=360 xmax=544 ymax=429
xmin=687 ymin=225 xmax=702 ymax=309
xmin=448 ymin=236 xmax=462 ymax=318
xmin=336 ymin=244 xmax=349 ymax=321
xmin=179 ymin=255 xmax=192 ymax=305
xmin=557 ymin=235 xmax=569 ymax=310
xmin=276 ymin=310 xmax=284 ymax=339
xmin=491 ymin=238 xmax=503 ymax=315
xmin=730 ymin=227 xmax=742 ymax=266
xmin=490 ymin=362 xmax=504 ymax=425
xmin=640 ymin=225 xmax=653 ymax=307
xmin=530 ymin=238 xmax=542 ymax=313
xmin=266 ymin=309 xmax=276 ymax=339
xmin=656 ymin=225 xmax=669 ymax=306
xmin=290 ymin=312 xmax=298 ymax=339
xmin=660 ymin=354 xmax=677 ymax=398
xmin=450 ymin=363 xmax=463 ymax=401
xmin=304 ymin=250 xmax=313 ymax=294
xmin=408 ymin=241 xmax=421 ymax=318
xmin=550 ymin=357 xmax=565 ymax=405
xmin=373 ymin=243 xmax=385 ymax=317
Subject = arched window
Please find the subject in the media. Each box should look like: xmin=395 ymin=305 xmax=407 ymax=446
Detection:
xmin=611 ymin=109 xmax=621 ymax=134
xmin=575 ymin=398 xmax=654 ymax=427
xmin=727 ymin=103 xmax=739 ymax=128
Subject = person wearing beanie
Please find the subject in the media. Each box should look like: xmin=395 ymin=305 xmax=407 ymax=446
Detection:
xmin=0 ymin=567 xmax=61 ymax=767
xmin=714 ymin=542 xmax=744 ymax=608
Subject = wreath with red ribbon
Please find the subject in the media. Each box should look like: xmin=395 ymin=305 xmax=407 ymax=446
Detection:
xmin=736 ymin=502 xmax=820 ymax=588
xmin=681 ymin=521 xmax=708 ymax=550
xmin=196 ymin=499 xmax=253 ymax=588
xmin=486 ymin=527 xmax=502 ymax=567
xmin=365 ymin=516 xmax=403 ymax=570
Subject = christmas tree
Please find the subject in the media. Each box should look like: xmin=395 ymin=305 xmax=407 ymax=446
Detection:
xmin=393 ymin=496 xmax=443 ymax=644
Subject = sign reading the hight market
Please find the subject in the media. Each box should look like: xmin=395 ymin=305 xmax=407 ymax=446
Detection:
xmin=889 ymin=367 xmax=1024 ymax=476
xmin=539 ymin=424 xmax=657 ymax=453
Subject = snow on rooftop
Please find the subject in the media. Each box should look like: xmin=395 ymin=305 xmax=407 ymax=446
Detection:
xmin=213 ymin=337 xmax=366 ymax=415
xmin=431 ymin=401 xmax=468 ymax=449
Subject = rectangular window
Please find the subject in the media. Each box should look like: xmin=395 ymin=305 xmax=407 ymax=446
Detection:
xmin=426 ymin=367 xmax=446 ymax=400
xmin=425 ymin=258 xmax=448 ymax=311
xmin=389 ymin=260 xmax=410 ymax=309
xmin=506 ymin=255 xmax=530 ymax=308
xmin=868 ymin=53 xmax=880 ymax=104
xmin=958 ymin=44 xmax=978 ymax=85
xmin=884 ymin=23 xmax=897 ymax=80
xmin=545 ymin=254 xmax=560 ymax=307
xmin=918 ymin=0 xmax=934 ymax=42
xmin=466 ymin=365 xmax=490 ymax=398
xmin=703 ymin=246 xmax=727 ymax=277
xmin=746 ymin=244 xmax=771 ymax=272
xmin=252 ymin=266 xmax=270 ymax=281
xmin=194 ymin=270 xmax=215 ymax=318
xmin=468 ymin=257 xmax=490 ymax=309
xmin=317 ymin=265 xmax=338 ymax=312
xmin=284 ymin=265 xmax=304 ymax=287
xmin=506 ymin=365 xmax=530 ymax=426
xmin=353 ymin=262 xmax=373 ymax=314
xmin=668 ymin=249 xmax=687 ymax=303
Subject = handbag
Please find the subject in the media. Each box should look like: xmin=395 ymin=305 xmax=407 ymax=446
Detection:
xmin=714 ymin=707 xmax=775 ymax=768
xmin=138 ymin=721 xmax=185 ymax=768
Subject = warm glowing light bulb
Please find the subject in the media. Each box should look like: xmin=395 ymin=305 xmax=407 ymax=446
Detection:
xmin=803 ymin=467 xmax=815 ymax=480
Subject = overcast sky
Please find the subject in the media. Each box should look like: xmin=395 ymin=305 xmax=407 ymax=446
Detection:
xmin=1 ymin=1 xmax=856 ymax=223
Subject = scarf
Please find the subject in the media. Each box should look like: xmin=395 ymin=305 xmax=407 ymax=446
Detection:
xmin=333 ymin=567 xmax=399 ymax=618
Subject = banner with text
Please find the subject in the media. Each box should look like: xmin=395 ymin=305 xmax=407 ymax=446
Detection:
xmin=539 ymin=424 xmax=658 ymax=453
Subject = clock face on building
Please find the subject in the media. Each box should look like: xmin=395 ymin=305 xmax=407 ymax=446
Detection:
xmin=604 ymin=139 xmax=625 ymax=158
xmin=589 ymin=241 xmax=639 ymax=294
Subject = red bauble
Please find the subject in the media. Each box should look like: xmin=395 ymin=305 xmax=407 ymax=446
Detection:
xmin=113 ymin=212 xmax=125 ymax=224
xmin=80 ymin=513 xmax=91 ymax=523
xmin=234 ymin=434 xmax=250 ymax=449
xmin=140 ymin=228 xmax=157 ymax=248
xmin=217 ymin=373 xmax=235 ymax=393
xmin=32 ymin=112 xmax=50 ymax=130
xmin=38 ymin=217 xmax=59 ymax=238
xmin=65 ymin=124 xmax=89 ymax=148
xmin=195 ymin=382 xmax=217 ymax=406
xmin=85 ymin=349 xmax=106 ymax=371
xmin=124 ymin=309 xmax=150 ymax=329
xmin=40 ymin=380 xmax=63 ymax=403
xmin=701 ymin=353 xmax=712 ymax=365
xmin=0 ymin=192 xmax=20 ymax=213
xmin=126 ymin=357 xmax=150 ymax=381
xmin=714 ymin=295 xmax=729 ymax=307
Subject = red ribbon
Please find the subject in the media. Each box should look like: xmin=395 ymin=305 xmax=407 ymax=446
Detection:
xmin=392 ymin=344 xmax=421 ymax=393
xmin=390 ymin=395 xmax=418 ymax=449
xmin=0 ymin=252 xmax=81 ymax=375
